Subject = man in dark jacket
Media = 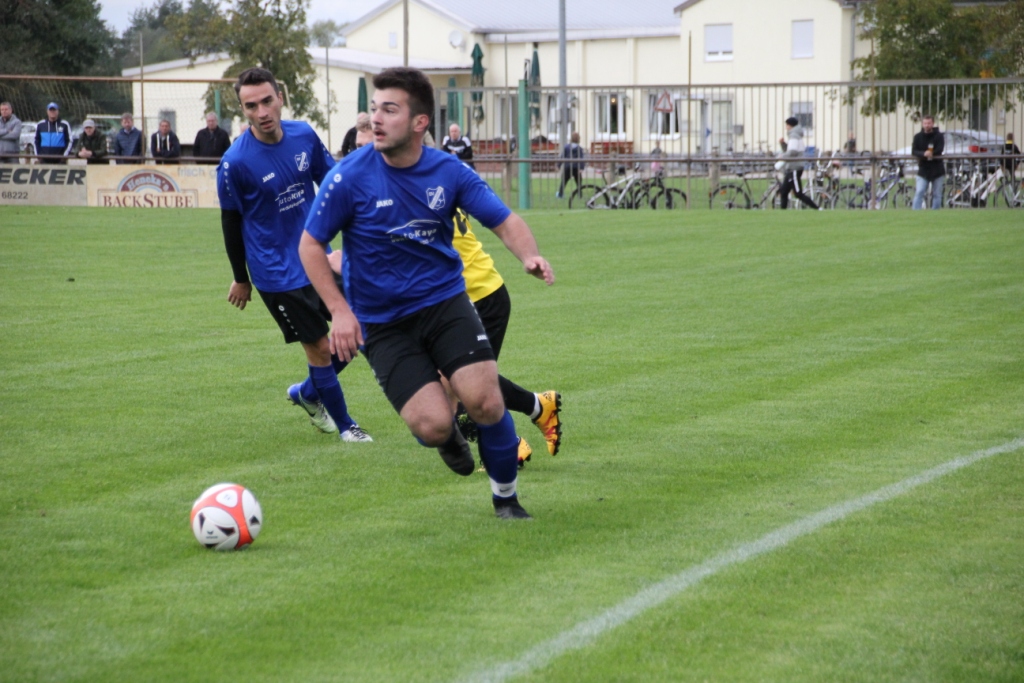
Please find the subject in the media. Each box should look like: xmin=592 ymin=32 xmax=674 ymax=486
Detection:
xmin=911 ymin=115 xmax=944 ymax=210
xmin=192 ymin=112 xmax=231 ymax=163
xmin=441 ymin=122 xmax=475 ymax=169
xmin=71 ymin=119 xmax=108 ymax=164
xmin=151 ymin=119 xmax=181 ymax=164
xmin=112 ymin=112 xmax=143 ymax=163
xmin=35 ymin=103 xmax=72 ymax=162
xmin=556 ymin=132 xmax=585 ymax=199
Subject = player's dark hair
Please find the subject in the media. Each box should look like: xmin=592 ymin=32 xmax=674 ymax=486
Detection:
xmin=372 ymin=67 xmax=434 ymax=119
xmin=234 ymin=68 xmax=281 ymax=98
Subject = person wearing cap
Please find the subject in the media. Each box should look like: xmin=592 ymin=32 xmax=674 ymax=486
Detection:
xmin=112 ymin=112 xmax=143 ymax=164
xmin=776 ymin=116 xmax=819 ymax=210
xmin=151 ymin=119 xmax=181 ymax=164
xmin=35 ymin=102 xmax=72 ymax=162
xmin=72 ymin=119 xmax=108 ymax=164
xmin=0 ymin=101 xmax=23 ymax=163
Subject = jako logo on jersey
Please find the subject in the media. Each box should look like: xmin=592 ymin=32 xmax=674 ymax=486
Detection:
xmin=262 ymin=172 xmax=276 ymax=183
xmin=376 ymin=199 xmax=393 ymax=208
xmin=426 ymin=186 xmax=446 ymax=210
xmin=294 ymin=152 xmax=309 ymax=172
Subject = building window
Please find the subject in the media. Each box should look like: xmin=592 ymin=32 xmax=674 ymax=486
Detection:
xmin=497 ymin=94 xmax=518 ymax=139
xmin=791 ymin=101 xmax=813 ymax=129
xmin=792 ymin=20 xmax=813 ymax=59
xmin=596 ymin=93 xmax=627 ymax=137
xmin=388 ymin=32 xmax=397 ymax=49
xmin=647 ymin=91 xmax=683 ymax=138
xmin=705 ymin=24 xmax=733 ymax=61
xmin=546 ymin=94 xmax=576 ymax=139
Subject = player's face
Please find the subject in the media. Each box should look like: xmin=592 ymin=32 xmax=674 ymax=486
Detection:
xmin=370 ymin=88 xmax=427 ymax=156
xmin=355 ymin=128 xmax=373 ymax=148
xmin=238 ymin=82 xmax=284 ymax=143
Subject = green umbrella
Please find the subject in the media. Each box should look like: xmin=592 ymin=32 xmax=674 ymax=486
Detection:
xmin=357 ymin=77 xmax=368 ymax=113
xmin=528 ymin=44 xmax=541 ymax=132
xmin=471 ymin=43 xmax=485 ymax=123
xmin=447 ymin=77 xmax=460 ymax=128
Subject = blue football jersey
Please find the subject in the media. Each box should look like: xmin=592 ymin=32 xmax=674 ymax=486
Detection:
xmin=304 ymin=145 xmax=511 ymax=324
xmin=218 ymin=121 xmax=335 ymax=293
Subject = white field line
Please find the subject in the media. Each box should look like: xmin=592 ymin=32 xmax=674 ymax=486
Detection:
xmin=458 ymin=438 xmax=1024 ymax=683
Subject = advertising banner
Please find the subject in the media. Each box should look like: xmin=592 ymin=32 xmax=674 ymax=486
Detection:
xmin=0 ymin=164 xmax=89 ymax=206
xmin=87 ymin=165 xmax=220 ymax=208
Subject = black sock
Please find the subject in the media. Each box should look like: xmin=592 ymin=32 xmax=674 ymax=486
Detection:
xmin=499 ymin=375 xmax=537 ymax=416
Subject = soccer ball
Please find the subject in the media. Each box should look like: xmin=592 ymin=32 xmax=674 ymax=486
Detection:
xmin=190 ymin=483 xmax=263 ymax=551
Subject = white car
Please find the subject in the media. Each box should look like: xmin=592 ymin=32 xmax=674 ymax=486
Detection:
xmin=20 ymin=121 xmax=37 ymax=155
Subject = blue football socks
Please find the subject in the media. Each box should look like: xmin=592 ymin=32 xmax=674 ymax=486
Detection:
xmin=476 ymin=410 xmax=519 ymax=499
xmin=308 ymin=364 xmax=355 ymax=432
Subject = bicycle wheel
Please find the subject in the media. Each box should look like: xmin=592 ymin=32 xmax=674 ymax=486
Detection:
xmin=995 ymin=179 xmax=1024 ymax=208
xmin=888 ymin=185 xmax=913 ymax=209
xmin=833 ymin=183 xmax=863 ymax=209
xmin=569 ymin=184 xmax=607 ymax=209
xmin=650 ymin=187 xmax=686 ymax=209
xmin=710 ymin=183 xmax=750 ymax=209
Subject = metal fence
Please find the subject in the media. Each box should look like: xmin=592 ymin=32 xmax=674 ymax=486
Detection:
xmin=2 ymin=74 xmax=1022 ymax=208
xmin=438 ymin=78 xmax=1024 ymax=210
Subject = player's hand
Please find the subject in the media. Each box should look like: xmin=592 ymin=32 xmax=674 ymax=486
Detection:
xmin=523 ymin=256 xmax=554 ymax=285
xmin=329 ymin=308 xmax=364 ymax=362
xmin=227 ymin=281 xmax=252 ymax=310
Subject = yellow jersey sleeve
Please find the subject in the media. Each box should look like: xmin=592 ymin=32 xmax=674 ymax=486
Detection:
xmin=453 ymin=209 xmax=504 ymax=303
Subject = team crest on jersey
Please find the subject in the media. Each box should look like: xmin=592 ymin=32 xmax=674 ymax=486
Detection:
xmin=426 ymin=186 xmax=446 ymax=210
xmin=294 ymin=152 xmax=309 ymax=171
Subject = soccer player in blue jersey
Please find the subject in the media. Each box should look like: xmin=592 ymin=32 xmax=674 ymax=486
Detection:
xmin=299 ymin=67 xmax=554 ymax=519
xmin=218 ymin=67 xmax=371 ymax=444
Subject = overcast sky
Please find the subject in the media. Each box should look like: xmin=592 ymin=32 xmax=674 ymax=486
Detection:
xmin=99 ymin=0 xmax=382 ymax=34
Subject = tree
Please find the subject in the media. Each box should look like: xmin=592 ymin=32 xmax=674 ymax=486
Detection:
xmin=169 ymin=0 xmax=326 ymax=127
xmin=1 ymin=0 xmax=117 ymax=76
xmin=308 ymin=19 xmax=346 ymax=48
xmin=119 ymin=0 xmax=191 ymax=68
xmin=852 ymin=0 xmax=1023 ymax=119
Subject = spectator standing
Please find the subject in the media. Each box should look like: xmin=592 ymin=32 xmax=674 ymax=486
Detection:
xmin=776 ymin=116 xmax=819 ymax=210
xmin=1002 ymin=133 xmax=1020 ymax=181
xmin=71 ymin=119 xmax=108 ymax=164
xmin=0 ymin=101 xmax=22 ymax=163
xmin=911 ymin=115 xmax=944 ymax=210
xmin=112 ymin=113 xmax=143 ymax=163
xmin=35 ymin=102 xmax=72 ymax=162
xmin=441 ymin=122 xmax=475 ymax=169
xmin=555 ymin=132 xmax=585 ymax=199
xmin=340 ymin=112 xmax=370 ymax=158
xmin=151 ymin=119 xmax=181 ymax=164
xmin=192 ymin=112 xmax=231 ymax=164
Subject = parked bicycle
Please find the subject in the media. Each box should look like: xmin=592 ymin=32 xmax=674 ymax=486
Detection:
xmin=709 ymin=168 xmax=783 ymax=209
xmin=834 ymin=159 xmax=912 ymax=209
xmin=570 ymin=164 xmax=686 ymax=209
xmin=945 ymin=161 xmax=1023 ymax=208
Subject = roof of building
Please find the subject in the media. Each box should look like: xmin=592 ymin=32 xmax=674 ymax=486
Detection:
xmin=343 ymin=0 xmax=682 ymax=40
xmin=122 ymin=47 xmax=471 ymax=78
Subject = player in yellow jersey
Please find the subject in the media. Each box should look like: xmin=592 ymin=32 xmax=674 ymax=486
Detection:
xmin=451 ymin=209 xmax=561 ymax=466
xmin=326 ymin=208 xmax=561 ymax=467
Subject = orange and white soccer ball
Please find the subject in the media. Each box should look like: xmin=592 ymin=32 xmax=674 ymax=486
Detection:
xmin=190 ymin=483 xmax=263 ymax=551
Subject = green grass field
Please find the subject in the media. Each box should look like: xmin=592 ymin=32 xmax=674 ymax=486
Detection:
xmin=1 ymin=206 xmax=1022 ymax=683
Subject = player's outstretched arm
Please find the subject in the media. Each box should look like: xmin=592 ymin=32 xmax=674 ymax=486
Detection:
xmin=491 ymin=212 xmax=555 ymax=285
xmin=298 ymin=231 xmax=363 ymax=362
